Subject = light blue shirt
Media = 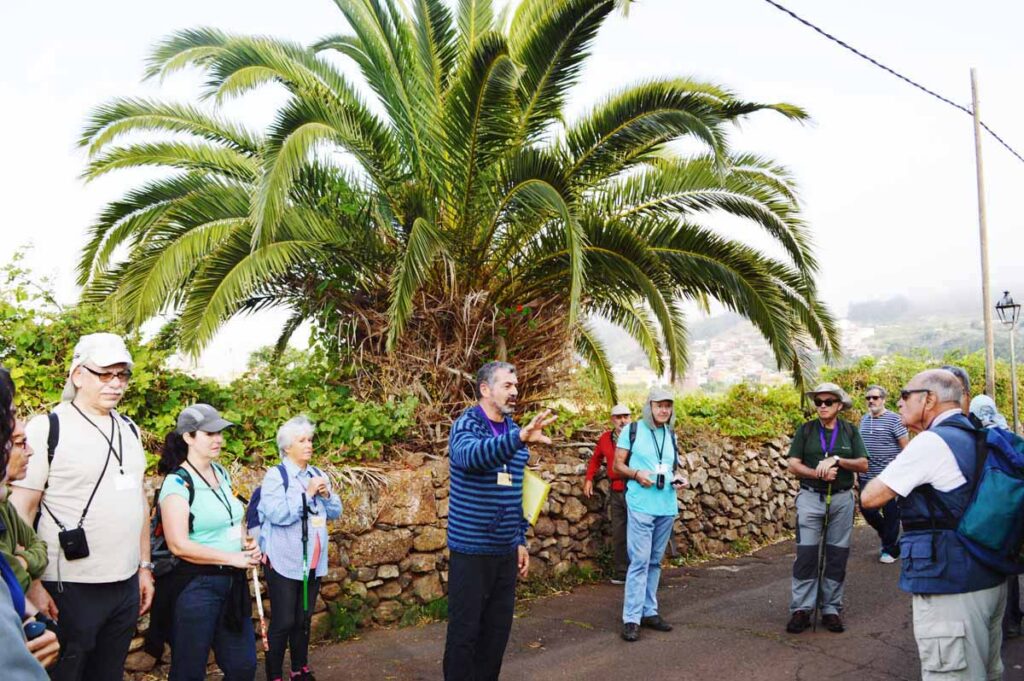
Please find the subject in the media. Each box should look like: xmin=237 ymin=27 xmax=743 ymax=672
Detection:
xmin=257 ymin=459 xmax=342 ymax=580
xmin=617 ymin=422 xmax=680 ymax=517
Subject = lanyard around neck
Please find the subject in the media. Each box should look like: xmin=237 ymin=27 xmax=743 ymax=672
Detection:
xmin=185 ymin=460 xmax=235 ymax=525
xmin=71 ymin=403 xmax=124 ymax=474
xmin=819 ymin=422 xmax=840 ymax=456
xmin=477 ymin=406 xmax=508 ymax=438
xmin=650 ymin=425 xmax=668 ymax=463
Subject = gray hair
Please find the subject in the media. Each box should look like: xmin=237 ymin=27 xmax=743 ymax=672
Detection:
xmin=476 ymin=361 xmax=516 ymax=397
xmin=919 ymin=370 xmax=964 ymax=405
xmin=865 ymin=384 xmax=888 ymax=398
xmin=276 ymin=415 xmax=315 ymax=456
xmin=940 ymin=365 xmax=971 ymax=396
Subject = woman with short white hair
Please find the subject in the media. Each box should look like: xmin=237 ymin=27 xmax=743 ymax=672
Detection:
xmin=257 ymin=416 xmax=342 ymax=681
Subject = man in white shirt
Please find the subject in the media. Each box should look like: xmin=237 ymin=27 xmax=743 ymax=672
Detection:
xmin=863 ymin=369 xmax=1006 ymax=680
xmin=11 ymin=334 xmax=154 ymax=681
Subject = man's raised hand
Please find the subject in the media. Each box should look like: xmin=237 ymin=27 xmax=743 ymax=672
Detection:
xmin=519 ymin=409 xmax=558 ymax=444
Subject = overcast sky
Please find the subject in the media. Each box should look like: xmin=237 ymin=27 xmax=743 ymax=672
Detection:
xmin=3 ymin=0 xmax=1023 ymax=376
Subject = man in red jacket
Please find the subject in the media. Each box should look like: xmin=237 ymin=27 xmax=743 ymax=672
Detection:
xmin=583 ymin=404 xmax=632 ymax=584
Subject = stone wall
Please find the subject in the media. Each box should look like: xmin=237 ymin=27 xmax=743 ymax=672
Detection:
xmin=127 ymin=431 xmax=797 ymax=672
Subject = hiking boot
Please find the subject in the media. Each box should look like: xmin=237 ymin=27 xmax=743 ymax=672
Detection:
xmin=879 ymin=551 xmax=896 ymax=564
xmin=822 ymin=613 xmax=845 ymax=633
xmin=621 ymin=622 xmax=640 ymax=642
xmin=786 ymin=610 xmax=811 ymax=633
xmin=640 ymin=615 xmax=673 ymax=632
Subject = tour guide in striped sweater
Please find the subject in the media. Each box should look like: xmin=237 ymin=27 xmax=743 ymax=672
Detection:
xmin=443 ymin=361 xmax=557 ymax=681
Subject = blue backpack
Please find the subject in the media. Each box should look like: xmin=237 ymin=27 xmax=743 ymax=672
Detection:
xmin=925 ymin=422 xmax=1024 ymax=575
xmin=244 ymin=464 xmax=323 ymax=532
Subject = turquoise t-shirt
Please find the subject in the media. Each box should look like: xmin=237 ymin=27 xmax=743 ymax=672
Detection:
xmin=158 ymin=464 xmax=246 ymax=553
xmin=617 ymin=422 xmax=679 ymax=517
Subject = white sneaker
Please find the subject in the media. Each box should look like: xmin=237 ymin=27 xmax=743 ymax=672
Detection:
xmin=879 ymin=551 xmax=896 ymax=564
xmin=610 ymin=578 xmax=626 ymax=585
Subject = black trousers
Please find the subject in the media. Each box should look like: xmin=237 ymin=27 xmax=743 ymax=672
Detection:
xmin=443 ymin=549 xmax=517 ymax=681
xmin=44 ymin=574 xmax=140 ymax=681
xmin=264 ymin=565 xmax=319 ymax=680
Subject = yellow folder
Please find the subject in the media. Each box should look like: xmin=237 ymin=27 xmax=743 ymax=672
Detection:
xmin=522 ymin=469 xmax=551 ymax=526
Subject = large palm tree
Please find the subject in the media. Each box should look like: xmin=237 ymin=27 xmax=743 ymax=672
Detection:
xmin=78 ymin=0 xmax=839 ymax=409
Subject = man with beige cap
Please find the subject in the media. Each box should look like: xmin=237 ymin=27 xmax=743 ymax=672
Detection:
xmin=583 ymin=404 xmax=632 ymax=583
xmin=613 ymin=387 xmax=687 ymax=642
xmin=785 ymin=382 xmax=868 ymax=635
xmin=11 ymin=333 xmax=153 ymax=681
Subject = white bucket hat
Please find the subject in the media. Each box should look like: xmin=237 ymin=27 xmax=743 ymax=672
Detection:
xmin=61 ymin=333 xmax=134 ymax=402
xmin=805 ymin=382 xmax=853 ymax=411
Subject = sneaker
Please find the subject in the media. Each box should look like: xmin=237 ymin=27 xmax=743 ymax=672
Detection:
xmin=621 ymin=622 xmax=640 ymax=642
xmin=786 ymin=610 xmax=811 ymax=633
xmin=610 ymin=577 xmax=626 ymax=585
xmin=822 ymin=613 xmax=845 ymax=633
xmin=640 ymin=615 xmax=673 ymax=632
xmin=879 ymin=551 xmax=896 ymax=564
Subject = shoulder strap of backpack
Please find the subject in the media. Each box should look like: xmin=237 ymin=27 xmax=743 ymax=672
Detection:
xmin=277 ymin=463 xmax=289 ymax=491
xmin=118 ymin=413 xmax=139 ymax=439
xmin=173 ymin=467 xmax=196 ymax=507
xmin=625 ymin=422 xmax=638 ymax=467
xmin=46 ymin=412 xmax=59 ymax=469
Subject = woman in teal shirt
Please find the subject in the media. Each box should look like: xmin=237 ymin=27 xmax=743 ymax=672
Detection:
xmin=155 ymin=404 xmax=261 ymax=681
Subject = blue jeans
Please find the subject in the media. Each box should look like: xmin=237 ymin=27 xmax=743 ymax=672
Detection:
xmin=860 ymin=489 xmax=901 ymax=556
xmin=622 ymin=509 xmax=675 ymax=624
xmin=169 ymin=575 xmax=257 ymax=681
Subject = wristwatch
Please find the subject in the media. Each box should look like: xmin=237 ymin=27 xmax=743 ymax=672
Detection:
xmin=139 ymin=561 xmax=156 ymax=571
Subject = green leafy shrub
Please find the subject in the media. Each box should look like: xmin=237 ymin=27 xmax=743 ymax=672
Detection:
xmin=1 ymin=254 xmax=416 ymax=468
xmin=325 ymin=595 xmax=373 ymax=641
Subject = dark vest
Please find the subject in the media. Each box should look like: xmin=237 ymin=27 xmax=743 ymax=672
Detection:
xmin=897 ymin=413 xmax=1004 ymax=595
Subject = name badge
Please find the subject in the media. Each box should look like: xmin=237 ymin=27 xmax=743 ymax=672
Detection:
xmin=496 ymin=471 xmax=513 ymax=487
xmin=655 ymin=463 xmax=669 ymax=475
xmin=225 ymin=524 xmax=242 ymax=542
xmin=114 ymin=475 xmax=138 ymax=491
xmin=311 ymin=516 xmax=326 ymax=529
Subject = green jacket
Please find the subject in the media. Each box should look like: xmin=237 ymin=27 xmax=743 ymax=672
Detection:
xmin=0 ymin=496 xmax=47 ymax=591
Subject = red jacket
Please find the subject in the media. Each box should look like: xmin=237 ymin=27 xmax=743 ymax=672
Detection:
xmin=585 ymin=430 xmax=625 ymax=492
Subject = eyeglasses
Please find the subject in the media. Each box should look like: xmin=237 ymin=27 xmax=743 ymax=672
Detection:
xmin=899 ymin=388 xmax=930 ymax=401
xmin=865 ymin=395 xmax=883 ymax=401
xmin=82 ymin=366 xmax=133 ymax=383
xmin=813 ymin=398 xmax=839 ymax=407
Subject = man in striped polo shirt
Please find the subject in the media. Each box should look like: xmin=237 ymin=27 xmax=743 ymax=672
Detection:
xmin=443 ymin=361 xmax=557 ymax=681
xmin=858 ymin=385 xmax=908 ymax=563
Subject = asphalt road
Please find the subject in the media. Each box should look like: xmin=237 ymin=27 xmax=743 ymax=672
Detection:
xmin=293 ymin=527 xmax=1024 ymax=680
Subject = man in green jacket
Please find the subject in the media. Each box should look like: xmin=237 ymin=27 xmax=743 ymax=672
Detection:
xmin=1 ymin=418 xmax=48 ymax=593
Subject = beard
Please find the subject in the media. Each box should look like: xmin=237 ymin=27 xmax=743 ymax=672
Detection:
xmin=499 ymin=399 xmax=516 ymax=415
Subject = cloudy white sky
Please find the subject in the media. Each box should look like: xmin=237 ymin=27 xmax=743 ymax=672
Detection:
xmin=3 ymin=0 xmax=1023 ymax=376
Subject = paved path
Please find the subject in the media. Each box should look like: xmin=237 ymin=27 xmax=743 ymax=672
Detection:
xmin=293 ymin=527 xmax=1024 ymax=680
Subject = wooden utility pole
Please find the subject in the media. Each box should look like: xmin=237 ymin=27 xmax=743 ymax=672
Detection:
xmin=972 ymin=68 xmax=996 ymax=397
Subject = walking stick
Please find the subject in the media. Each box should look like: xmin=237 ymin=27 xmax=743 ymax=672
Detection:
xmin=252 ymin=566 xmax=269 ymax=651
xmin=301 ymin=492 xmax=310 ymax=636
xmin=812 ymin=482 xmax=833 ymax=633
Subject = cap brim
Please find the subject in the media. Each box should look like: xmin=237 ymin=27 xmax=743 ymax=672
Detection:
xmin=201 ymin=418 xmax=234 ymax=433
xmin=86 ymin=351 xmax=134 ymax=369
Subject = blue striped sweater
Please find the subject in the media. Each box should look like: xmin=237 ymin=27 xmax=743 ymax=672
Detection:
xmin=447 ymin=405 xmax=530 ymax=555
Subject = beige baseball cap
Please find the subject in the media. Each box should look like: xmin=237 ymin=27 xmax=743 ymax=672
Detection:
xmin=610 ymin=404 xmax=631 ymax=416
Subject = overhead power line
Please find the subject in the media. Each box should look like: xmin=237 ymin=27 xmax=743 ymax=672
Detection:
xmin=761 ymin=0 xmax=1024 ymax=166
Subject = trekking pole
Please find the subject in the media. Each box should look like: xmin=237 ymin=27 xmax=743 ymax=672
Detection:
xmin=252 ymin=566 xmax=269 ymax=651
xmin=812 ymin=482 xmax=833 ymax=633
xmin=301 ymin=492 xmax=310 ymax=636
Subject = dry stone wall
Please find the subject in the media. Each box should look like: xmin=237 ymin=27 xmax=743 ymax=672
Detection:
xmin=127 ymin=432 xmax=798 ymax=672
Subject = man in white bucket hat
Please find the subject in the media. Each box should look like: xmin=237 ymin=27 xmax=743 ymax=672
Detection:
xmin=785 ymin=382 xmax=868 ymax=635
xmin=11 ymin=333 xmax=153 ymax=681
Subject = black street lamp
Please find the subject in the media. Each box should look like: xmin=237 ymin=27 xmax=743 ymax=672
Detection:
xmin=996 ymin=291 xmax=1021 ymax=432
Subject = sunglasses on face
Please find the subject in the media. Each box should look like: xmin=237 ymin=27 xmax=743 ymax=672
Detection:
xmin=83 ymin=366 xmax=133 ymax=383
xmin=865 ymin=395 xmax=883 ymax=401
xmin=813 ymin=398 xmax=839 ymax=407
xmin=899 ymin=388 xmax=930 ymax=401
